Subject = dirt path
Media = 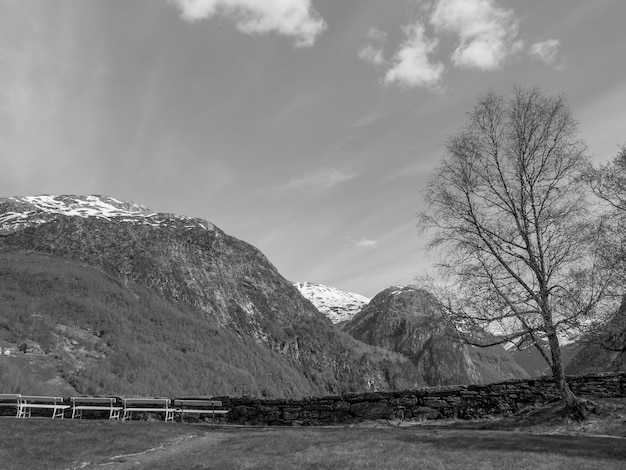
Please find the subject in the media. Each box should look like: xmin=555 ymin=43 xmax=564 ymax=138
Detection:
xmin=68 ymin=431 xmax=232 ymax=470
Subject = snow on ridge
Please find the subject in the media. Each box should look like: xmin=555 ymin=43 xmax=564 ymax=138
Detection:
xmin=375 ymin=285 xmax=426 ymax=297
xmin=0 ymin=195 xmax=215 ymax=232
xmin=19 ymin=195 xmax=151 ymax=218
xmin=293 ymin=281 xmax=370 ymax=324
xmin=388 ymin=285 xmax=415 ymax=296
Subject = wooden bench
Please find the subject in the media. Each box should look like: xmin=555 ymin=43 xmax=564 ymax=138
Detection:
xmin=70 ymin=397 xmax=122 ymax=420
xmin=19 ymin=395 xmax=69 ymax=419
xmin=174 ymin=399 xmax=228 ymax=423
xmin=122 ymin=398 xmax=174 ymax=422
xmin=0 ymin=394 xmax=21 ymax=417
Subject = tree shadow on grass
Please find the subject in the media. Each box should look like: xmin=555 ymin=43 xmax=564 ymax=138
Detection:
xmin=395 ymin=428 xmax=626 ymax=462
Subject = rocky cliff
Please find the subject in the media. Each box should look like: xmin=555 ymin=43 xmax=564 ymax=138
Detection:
xmin=343 ymin=286 xmax=528 ymax=386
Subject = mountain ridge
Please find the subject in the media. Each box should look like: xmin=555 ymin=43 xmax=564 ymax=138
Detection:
xmin=0 ymin=194 xmax=422 ymax=396
xmin=0 ymin=195 xmax=214 ymax=235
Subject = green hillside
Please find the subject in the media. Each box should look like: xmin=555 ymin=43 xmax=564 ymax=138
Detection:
xmin=0 ymin=249 xmax=419 ymax=397
xmin=0 ymin=250 xmax=325 ymax=396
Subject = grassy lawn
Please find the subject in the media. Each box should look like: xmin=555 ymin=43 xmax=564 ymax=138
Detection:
xmin=0 ymin=418 xmax=193 ymax=470
xmin=144 ymin=425 xmax=626 ymax=470
xmin=1 ymin=419 xmax=625 ymax=470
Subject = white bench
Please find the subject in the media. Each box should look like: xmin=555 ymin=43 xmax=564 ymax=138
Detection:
xmin=71 ymin=397 xmax=122 ymax=420
xmin=0 ymin=393 xmax=21 ymax=417
xmin=19 ymin=395 xmax=69 ymax=419
xmin=174 ymin=399 xmax=229 ymax=423
xmin=122 ymin=398 xmax=175 ymax=422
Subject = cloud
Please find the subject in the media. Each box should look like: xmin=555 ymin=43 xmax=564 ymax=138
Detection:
xmin=286 ymin=168 xmax=356 ymax=190
xmin=384 ymin=23 xmax=444 ymax=89
xmin=529 ymin=38 xmax=561 ymax=66
xmin=358 ymin=28 xmax=388 ymax=66
xmin=347 ymin=236 xmax=378 ymax=249
xmin=358 ymin=45 xmax=385 ymax=66
xmin=364 ymin=1 xmax=562 ymax=90
xmin=430 ymin=0 xmax=522 ymax=70
xmin=355 ymin=238 xmax=378 ymax=248
xmin=366 ymin=27 xmax=387 ymax=42
xmin=171 ymin=0 xmax=327 ymax=47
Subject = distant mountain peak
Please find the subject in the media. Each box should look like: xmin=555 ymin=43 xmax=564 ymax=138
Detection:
xmin=292 ymin=281 xmax=369 ymax=324
xmin=0 ymin=194 xmax=215 ymax=234
xmin=344 ymin=284 xmax=529 ymax=386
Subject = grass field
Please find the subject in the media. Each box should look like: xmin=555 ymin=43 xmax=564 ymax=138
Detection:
xmin=1 ymin=418 xmax=625 ymax=470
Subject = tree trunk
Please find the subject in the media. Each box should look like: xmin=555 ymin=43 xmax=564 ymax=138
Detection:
xmin=547 ymin=331 xmax=589 ymax=420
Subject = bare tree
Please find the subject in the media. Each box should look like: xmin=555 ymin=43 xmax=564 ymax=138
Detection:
xmin=419 ymin=86 xmax=615 ymax=417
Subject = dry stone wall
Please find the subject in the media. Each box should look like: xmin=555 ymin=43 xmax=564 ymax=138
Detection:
xmin=213 ymin=373 xmax=626 ymax=426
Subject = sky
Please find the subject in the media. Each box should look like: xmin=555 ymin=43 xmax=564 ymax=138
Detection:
xmin=1 ymin=0 xmax=625 ymax=298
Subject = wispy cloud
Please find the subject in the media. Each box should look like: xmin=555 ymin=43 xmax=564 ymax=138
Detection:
xmin=0 ymin=3 xmax=61 ymax=130
xmin=347 ymin=236 xmax=378 ymax=249
xmin=430 ymin=0 xmax=523 ymax=70
xmin=529 ymin=38 xmax=562 ymax=67
xmin=286 ymin=168 xmax=356 ymax=191
xmin=171 ymin=0 xmax=327 ymax=47
xmin=384 ymin=23 xmax=444 ymax=89
xmin=355 ymin=238 xmax=378 ymax=248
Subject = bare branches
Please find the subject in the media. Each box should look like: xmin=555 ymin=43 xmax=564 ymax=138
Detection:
xmin=579 ymin=144 xmax=626 ymax=360
xmin=585 ymin=145 xmax=626 ymax=212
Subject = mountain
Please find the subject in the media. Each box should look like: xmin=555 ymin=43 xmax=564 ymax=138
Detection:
xmin=292 ymin=281 xmax=369 ymax=325
xmin=565 ymin=298 xmax=626 ymax=376
xmin=507 ymin=300 xmax=626 ymax=378
xmin=343 ymin=285 xmax=528 ymax=386
xmin=566 ymin=341 xmax=626 ymax=376
xmin=510 ymin=340 xmax=582 ymax=378
xmin=0 ymin=195 xmax=422 ymax=397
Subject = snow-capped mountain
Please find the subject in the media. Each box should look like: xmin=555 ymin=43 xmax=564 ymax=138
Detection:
xmin=0 ymin=195 xmax=214 ymax=234
xmin=292 ymin=281 xmax=370 ymax=324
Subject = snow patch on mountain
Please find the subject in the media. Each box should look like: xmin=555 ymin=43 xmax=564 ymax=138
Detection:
xmin=0 ymin=195 xmax=215 ymax=233
xmin=388 ymin=285 xmax=415 ymax=296
xmin=293 ymin=281 xmax=369 ymax=324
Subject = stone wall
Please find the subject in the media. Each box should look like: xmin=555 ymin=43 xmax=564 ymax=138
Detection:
xmin=213 ymin=373 xmax=626 ymax=426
